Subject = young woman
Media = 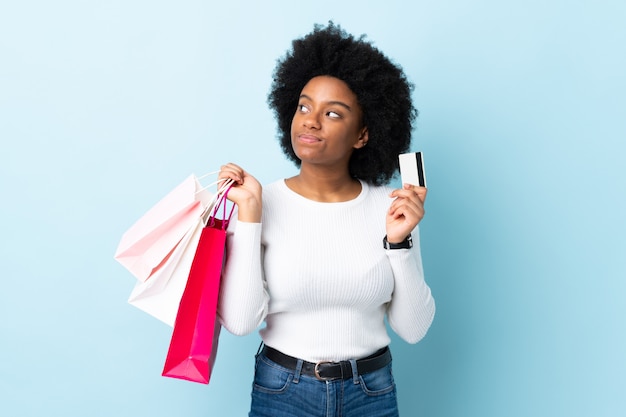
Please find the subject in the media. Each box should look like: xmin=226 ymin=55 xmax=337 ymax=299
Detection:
xmin=217 ymin=22 xmax=435 ymax=417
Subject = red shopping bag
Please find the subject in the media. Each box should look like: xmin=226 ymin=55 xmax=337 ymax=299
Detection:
xmin=161 ymin=193 xmax=233 ymax=384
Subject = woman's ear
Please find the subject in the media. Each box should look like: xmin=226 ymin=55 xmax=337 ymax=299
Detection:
xmin=354 ymin=127 xmax=369 ymax=149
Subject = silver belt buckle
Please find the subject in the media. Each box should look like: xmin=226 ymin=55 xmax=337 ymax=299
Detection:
xmin=314 ymin=361 xmax=334 ymax=381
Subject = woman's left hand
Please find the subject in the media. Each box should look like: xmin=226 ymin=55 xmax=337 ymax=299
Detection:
xmin=386 ymin=184 xmax=427 ymax=243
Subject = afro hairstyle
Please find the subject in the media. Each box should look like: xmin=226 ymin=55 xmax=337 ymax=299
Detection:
xmin=267 ymin=22 xmax=417 ymax=185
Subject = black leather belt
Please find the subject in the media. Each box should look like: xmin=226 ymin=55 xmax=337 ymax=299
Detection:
xmin=261 ymin=345 xmax=392 ymax=381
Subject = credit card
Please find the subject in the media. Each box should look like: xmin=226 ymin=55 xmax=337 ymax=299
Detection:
xmin=399 ymin=152 xmax=426 ymax=187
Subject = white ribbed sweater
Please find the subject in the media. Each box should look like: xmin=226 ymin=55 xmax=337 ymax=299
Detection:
xmin=218 ymin=179 xmax=435 ymax=362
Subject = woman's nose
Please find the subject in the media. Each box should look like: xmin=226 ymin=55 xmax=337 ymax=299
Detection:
xmin=303 ymin=111 xmax=321 ymax=129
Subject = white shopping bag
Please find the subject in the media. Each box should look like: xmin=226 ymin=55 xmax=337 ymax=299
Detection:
xmin=127 ymin=214 xmax=205 ymax=326
xmin=114 ymin=175 xmax=212 ymax=282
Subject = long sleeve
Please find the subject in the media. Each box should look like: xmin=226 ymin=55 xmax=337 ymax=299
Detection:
xmin=385 ymin=229 xmax=436 ymax=344
xmin=217 ymin=220 xmax=269 ymax=336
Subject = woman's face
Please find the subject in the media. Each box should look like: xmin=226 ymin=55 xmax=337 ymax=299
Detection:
xmin=290 ymin=75 xmax=368 ymax=170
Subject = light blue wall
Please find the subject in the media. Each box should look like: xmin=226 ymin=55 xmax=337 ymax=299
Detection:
xmin=1 ymin=1 xmax=624 ymax=416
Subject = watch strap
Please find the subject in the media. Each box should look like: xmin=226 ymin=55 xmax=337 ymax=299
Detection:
xmin=383 ymin=234 xmax=413 ymax=250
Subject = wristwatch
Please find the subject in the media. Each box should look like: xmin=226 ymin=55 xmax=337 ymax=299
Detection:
xmin=383 ymin=234 xmax=413 ymax=250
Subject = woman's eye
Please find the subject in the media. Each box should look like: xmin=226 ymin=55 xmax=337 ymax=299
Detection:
xmin=298 ymin=104 xmax=309 ymax=113
xmin=327 ymin=111 xmax=341 ymax=118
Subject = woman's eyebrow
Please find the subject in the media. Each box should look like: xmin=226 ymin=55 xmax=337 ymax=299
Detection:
xmin=299 ymin=94 xmax=353 ymax=112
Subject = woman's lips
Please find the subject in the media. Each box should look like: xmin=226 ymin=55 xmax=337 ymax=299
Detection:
xmin=298 ymin=134 xmax=321 ymax=144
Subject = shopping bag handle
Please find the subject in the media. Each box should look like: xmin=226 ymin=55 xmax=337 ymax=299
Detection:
xmin=207 ymin=180 xmax=235 ymax=230
xmin=197 ymin=170 xmax=220 ymax=181
xmin=195 ymin=171 xmax=229 ymax=196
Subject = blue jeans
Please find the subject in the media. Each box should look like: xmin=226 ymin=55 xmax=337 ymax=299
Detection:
xmin=249 ymin=349 xmax=399 ymax=417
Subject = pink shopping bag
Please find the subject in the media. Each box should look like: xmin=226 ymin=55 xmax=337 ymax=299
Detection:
xmin=126 ymin=213 xmax=205 ymax=326
xmin=161 ymin=193 xmax=233 ymax=384
xmin=114 ymin=175 xmax=213 ymax=282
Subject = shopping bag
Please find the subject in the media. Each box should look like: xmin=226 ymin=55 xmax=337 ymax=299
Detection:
xmin=161 ymin=192 xmax=233 ymax=384
xmin=114 ymin=175 xmax=213 ymax=282
xmin=123 ymin=176 xmax=235 ymax=326
xmin=126 ymin=214 xmax=204 ymax=326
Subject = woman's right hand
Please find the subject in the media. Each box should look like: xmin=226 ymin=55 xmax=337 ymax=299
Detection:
xmin=218 ymin=163 xmax=262 ymax=223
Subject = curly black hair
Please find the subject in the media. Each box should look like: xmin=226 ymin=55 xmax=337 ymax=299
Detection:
xmin=268 ymin=22 xmax=417 ymax=185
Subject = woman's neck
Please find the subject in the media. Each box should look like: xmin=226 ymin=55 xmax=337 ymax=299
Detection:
xmin=285 ymin=169 xmax=361 ymax=203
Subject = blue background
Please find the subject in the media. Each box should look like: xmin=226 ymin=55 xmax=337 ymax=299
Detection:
xmin=1 ymin=1 xmax=624 ymax=416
